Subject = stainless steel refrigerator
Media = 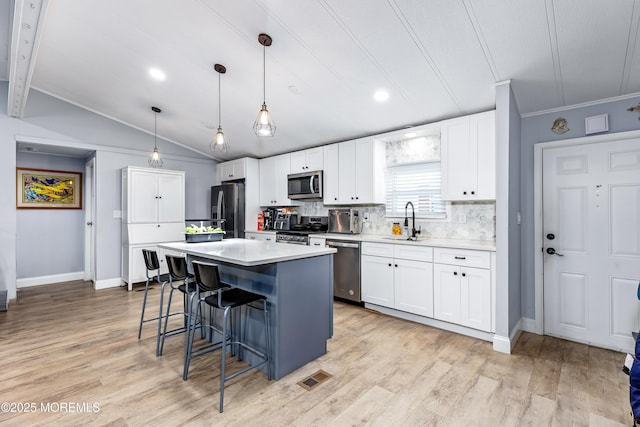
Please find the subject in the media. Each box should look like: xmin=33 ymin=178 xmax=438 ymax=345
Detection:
xmin=211 ymin=182 xmax=245 ymax=238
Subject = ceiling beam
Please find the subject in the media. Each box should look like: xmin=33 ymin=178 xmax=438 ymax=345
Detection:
xmin=7 ymin=0 xmax=48 ymax=118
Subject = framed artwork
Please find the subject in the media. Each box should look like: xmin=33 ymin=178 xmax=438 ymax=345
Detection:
xmin=16 ymin=168 xmax=82 ymax=209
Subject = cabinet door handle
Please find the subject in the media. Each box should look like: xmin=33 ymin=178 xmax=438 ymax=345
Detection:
xmin=463 ymin=191 xmax=467 ymax=195
xmin=462 ymin=272 xmax=466 ymax=277
xmin=471 ymin=191 xmax=475 ymax=195
xmin=388 ymin=263 xmax=392 ymax=267
xmin=394 ymin=264 xmax=398 ymax=267
xmin=334 ymin=197 xmax=337 ymax=201
xmin=453 ymin=271 xmax=458 ymax=275
xmin=454 ymin=256 xmax=466 ymax=260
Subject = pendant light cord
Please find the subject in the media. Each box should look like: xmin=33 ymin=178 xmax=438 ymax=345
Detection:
xmin=262 ymin=44 xmax=266 ymax=104
xmin=218 ymin=71 xmax=222 ymax=127
xmin=154 ymin=111 xmax=157 ymax=149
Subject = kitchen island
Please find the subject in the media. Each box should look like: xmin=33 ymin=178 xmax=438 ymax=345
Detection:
xmin=158 ymin=239 xmax=336 ymax=380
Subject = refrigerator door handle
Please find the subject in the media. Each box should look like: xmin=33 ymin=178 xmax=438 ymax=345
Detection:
xmin=217 ymin=190 xmax=224 ymax=224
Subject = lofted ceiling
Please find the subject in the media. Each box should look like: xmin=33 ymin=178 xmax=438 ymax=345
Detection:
xmin=5 ymin=0 xmax=640 ymax=161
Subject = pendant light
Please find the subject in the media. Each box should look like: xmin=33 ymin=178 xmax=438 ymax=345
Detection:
xmin=253 ymin=33 xmax=276 ymax=137
xmin=211 ymin=63 xmax=229 ymax=153
xmin=148 ymin=106 xmax=163 ymax=168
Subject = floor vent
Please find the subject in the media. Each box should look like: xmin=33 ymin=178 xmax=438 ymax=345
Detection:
xmin=0 ymin=290 xmax=7 ymax=311
xmin=297 ymin=370 xmax=332 ymax=391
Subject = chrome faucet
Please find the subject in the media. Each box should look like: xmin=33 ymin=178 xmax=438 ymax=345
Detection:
xmin=404 ymin=201 xmax=421 ymax=241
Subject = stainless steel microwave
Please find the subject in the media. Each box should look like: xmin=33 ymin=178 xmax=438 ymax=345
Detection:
xmin=287 ymin=170 xmax=323 ymax=200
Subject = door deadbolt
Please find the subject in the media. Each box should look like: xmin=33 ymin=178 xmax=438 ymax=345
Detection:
xmin=546 ymin=233 xmax=555 ymax=240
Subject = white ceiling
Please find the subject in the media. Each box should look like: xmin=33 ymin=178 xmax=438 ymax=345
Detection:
xmin=5 ymin=0 xmax=640 ymax=161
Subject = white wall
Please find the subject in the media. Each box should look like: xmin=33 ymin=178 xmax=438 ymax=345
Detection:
xmin=16 ymin=152 xmax=85 ymax=279
xmin=0 ymin=82 xmax=218 ymax=300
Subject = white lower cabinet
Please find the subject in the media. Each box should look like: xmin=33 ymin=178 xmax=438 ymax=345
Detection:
xmin=433 ymin=248 xmax=492 ymax=332
xmin=361 ymin=242 xmax=433 ymax=317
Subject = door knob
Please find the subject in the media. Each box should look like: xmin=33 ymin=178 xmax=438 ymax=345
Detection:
xmin=546 ymin=247 xmax=564 ymax=256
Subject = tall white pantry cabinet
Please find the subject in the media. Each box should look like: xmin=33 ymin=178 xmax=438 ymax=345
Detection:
xmin=121 ymin=166 xmax=185 ymax=291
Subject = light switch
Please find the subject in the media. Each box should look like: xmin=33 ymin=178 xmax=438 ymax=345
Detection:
xmin=113 ymin=210 xmax=122 ymax=218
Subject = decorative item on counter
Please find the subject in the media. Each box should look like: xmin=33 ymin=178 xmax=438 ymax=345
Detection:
xmin=257 ymin=213 xmax=264 ymax=231
xmin=184 ymin=222 xmax=225 ymax=243
xmin=627 ymin=103 xmax=640 ymax=119
xmin=392 ymin=222 xmax=402 ymax=235
xmin=551 ymin=117 xmax=569 ymax=134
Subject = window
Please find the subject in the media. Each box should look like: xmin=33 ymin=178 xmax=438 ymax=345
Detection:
xmin=385 ymin=162 xmax=447 ymax=218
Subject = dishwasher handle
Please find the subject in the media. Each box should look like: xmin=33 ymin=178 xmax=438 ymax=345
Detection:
xmin=326 ymin=241 xmax=360 ymax=249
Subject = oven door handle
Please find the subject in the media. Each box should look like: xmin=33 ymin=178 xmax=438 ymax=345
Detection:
xmin=326 ymin=241 xmax=359 ymax=249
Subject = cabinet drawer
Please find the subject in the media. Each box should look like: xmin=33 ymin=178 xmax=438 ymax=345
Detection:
xmin=362 ymin=242 xmax=393 ymax=257
xmin=123 ymin=222 xmax=184 ymax=245
xmin=433 ymin=247 xmax=490 ymax=268
xmin=393 ymin=245 xmax=433 ymax=262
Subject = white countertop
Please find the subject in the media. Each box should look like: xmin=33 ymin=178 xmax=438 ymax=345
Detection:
xmin=243 ymin=230 xmax=496 ymax=251
xmin=159 ymin=239 xmax=336 ymax=267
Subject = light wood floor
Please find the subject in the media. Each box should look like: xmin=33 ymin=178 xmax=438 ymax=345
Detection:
xmin=0 ymin=281 xmax=632 ymax=426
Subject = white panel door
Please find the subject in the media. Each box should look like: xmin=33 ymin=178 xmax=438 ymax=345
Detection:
xmin=394 ymin=259 xmax=433 ymax=317
xmin=543 ymin=138 xmax=640 ymax=352
xmin=433 ymin=263 xmax=461 ymax=324
xmin=361 ymin=255 xmax=394 ymax=307
xmin=158 ymin=173 xmax=184 ymax=222
xmin=129 ymin=170 xmax=158 ymax=223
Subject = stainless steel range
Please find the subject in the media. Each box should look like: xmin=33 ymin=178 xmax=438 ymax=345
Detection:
xmin=275 ymin=216 xmax=328 ymax=245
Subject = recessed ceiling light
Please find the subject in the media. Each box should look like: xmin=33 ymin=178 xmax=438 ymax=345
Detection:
xmin=149 ymin=68 xmax=166 ymax=81
xmin=373 ymin=90 xmax=389 ymax=102
xmin=404 ymin=132 xmax=417 ymax=138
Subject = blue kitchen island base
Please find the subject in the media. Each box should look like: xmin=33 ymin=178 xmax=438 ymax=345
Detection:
xmin=189 ymin=252 xmax=334 ymax=380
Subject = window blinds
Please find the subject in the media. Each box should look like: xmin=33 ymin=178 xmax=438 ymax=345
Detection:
xmin=385 ymin=162 xmax=446 ymax=218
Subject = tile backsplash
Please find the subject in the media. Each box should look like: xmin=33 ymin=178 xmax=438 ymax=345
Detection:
xmin=296 ymin=135 xmax=496 ymax=242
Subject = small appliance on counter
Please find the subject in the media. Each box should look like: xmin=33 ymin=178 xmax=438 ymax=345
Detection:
xmin=328 ymin=208 xmax=361 ymax=234
xmin=262 ymin=208 xmax=277 ymax=230
xmin=273 ymin=212 xmax=298 ymax=230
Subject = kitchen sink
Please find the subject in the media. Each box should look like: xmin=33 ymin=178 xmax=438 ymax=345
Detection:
xmin=381 ymin=236 xmax=419 ymax=242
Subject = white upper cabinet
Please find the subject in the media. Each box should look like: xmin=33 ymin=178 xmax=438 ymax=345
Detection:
xmin=122 ymin=167 xmax=185 ymax=223
xmin=259 ymin=153 xmax=295 ymax=206
xmin=441 ymin=110 xmax=495 ymax=201
xmin=217 ymin=157 xmax=248 ymax=182
xmin=290 ymin=147 xmax=323 ymax=172
xmin=323 ymin=143 xmax=340 ymax=204
xmin=326 ymin=137 xmax=384 ymax=205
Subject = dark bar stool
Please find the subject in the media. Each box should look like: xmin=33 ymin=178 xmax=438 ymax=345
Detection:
xmin=184 ymin=260 xmax=271 ymax=413
xmin=157 ymin=255 xmax=197 ymax=356
xmin=137 ymin=249 xmax=170 ymax=340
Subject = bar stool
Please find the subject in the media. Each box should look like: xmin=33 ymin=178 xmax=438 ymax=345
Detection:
xmin=157 ymin=255 xmax=197 ymax=356
xmin=137 ymin=249 xmax=170 ymax=340
xmin=184 ymin=260 xmax=271 ymax=413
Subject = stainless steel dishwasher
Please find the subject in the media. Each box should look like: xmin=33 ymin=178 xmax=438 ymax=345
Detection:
xmin=326 ymin=239 xmax=361 ymax=303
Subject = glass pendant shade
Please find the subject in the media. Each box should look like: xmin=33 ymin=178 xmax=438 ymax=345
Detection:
xmin=255 ymin=33 xmax=275 ymax=137
xmin=148 ymin=106 xmax=163 ymax=168
xmin=253 ymin=103 xmax=276 ymax=137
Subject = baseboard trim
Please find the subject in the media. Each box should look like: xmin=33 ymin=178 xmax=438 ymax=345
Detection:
xmin=17 ymin=271 xmax=84 ymax=288
xmin=521 ymin=317 xmax=538 ymax=334
xmin=363 ymin=303 xmax=494 ymax=343
xmin=493 ymin=318 xmax=524 ymax=354
xmin=94 ymin=278 xmax=124 ymax=290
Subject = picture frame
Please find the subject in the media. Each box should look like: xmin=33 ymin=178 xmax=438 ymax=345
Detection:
xmin=16 ymin=168 xmax=82 ymax=209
